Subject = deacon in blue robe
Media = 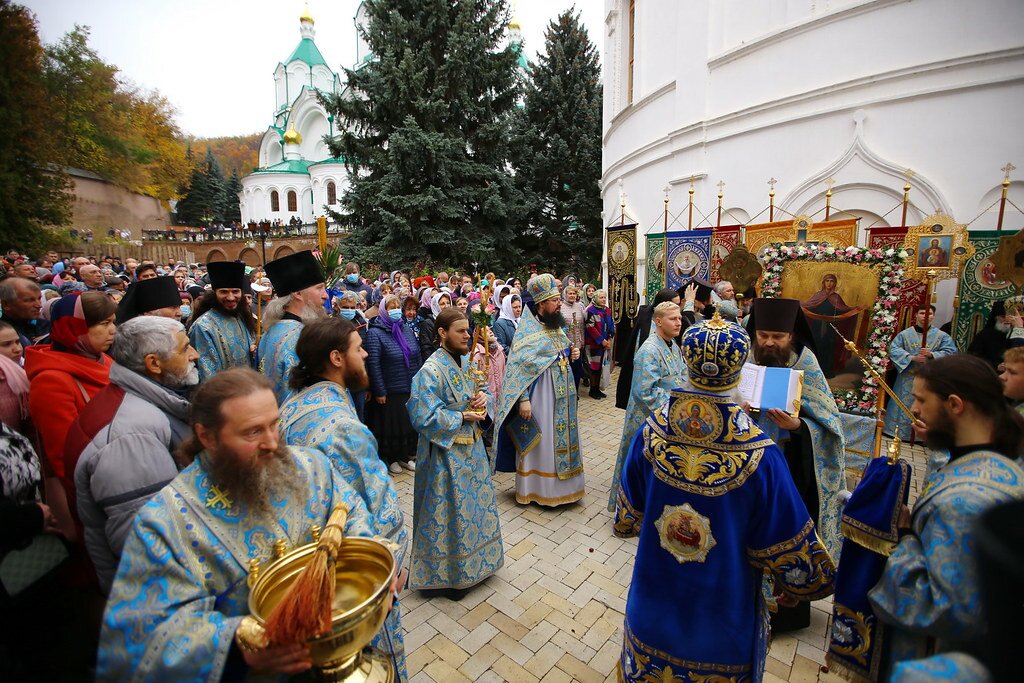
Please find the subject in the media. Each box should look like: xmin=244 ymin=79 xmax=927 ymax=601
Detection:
xmin=97 ymin=447 xmax=381 ymax=682
xmin=616 ymin=315 xmax=836 ymax=682
xmin=609 ymin=304 xmax=686 ymax=511
xmin=280 ymin=380 xmax=409 ymax=679
xmin=407 ymin=345 xmax=504 ymax=590
xmin=883 ymin=310 xmax=958 ymax=440
xmin=189 ymin=308 xmax=255 ymax=382
xmin=258 ymin=315 xmax=303 ymax=403
xmin=869 ymin=449 xmax=1024 ymax=676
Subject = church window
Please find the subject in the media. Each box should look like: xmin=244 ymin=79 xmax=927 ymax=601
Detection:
xmin=271 ymin=190 xmax=280 ymax=212
xmin=327 ymin=181 xmax=337 ymax=205
xmin=627 ymin=0 xmax=636 ymax=105
xmin=287 ymin=190 xmax=298 ymax=212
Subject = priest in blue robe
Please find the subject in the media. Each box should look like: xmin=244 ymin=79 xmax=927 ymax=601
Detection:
xmin=746 ymin=297 xmax=846 ymax=631
xmin=407 ymin=307 xmax=503 ymax=598
xmin=883 ymin=305 xmax=958 ymax=440
xmin=98 ymin=368 xmax=392 ymax=682
xmin=615 ymin=313 xmax=836 ymax=682
xmin=187 ymin=261 xmax=256 ymax=382
xmin=494 ymin=273 xmax=585 ymax=507
xmin=869 ymin=354 xmax=1024 ymax=678
xmin=609 ymin=301 xmax=686 ymax=511
xmin=258 ymin=250 xmax=328 ymax=403
xmin=280 ymin=317 xmax=409 ymax=679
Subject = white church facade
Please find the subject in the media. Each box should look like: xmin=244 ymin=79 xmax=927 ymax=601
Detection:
xmin=239 ymin=4 xmax=373 ymax=225
xmin=602 ymin=0 xmax=1024 ymax=314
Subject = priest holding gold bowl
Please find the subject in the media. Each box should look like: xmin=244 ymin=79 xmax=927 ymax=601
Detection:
xmin=97 ymin=368 xmax=402 ymax=681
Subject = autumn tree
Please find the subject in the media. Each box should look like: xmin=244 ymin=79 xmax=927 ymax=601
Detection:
xmin=0 ymin=1 xmax=72 ymax=251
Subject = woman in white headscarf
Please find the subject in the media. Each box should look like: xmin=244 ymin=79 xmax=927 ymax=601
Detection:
xmin=417 ymin=290 xmax=451 ymax=358
xmin=490 ymin=284 xmax=511 ymax=312
xmin=492 ymin=292 xmax=521 ymax=356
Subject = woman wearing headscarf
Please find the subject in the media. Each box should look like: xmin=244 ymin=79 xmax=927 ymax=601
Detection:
xmin=24 ymin=291 xmax=115 ymax=537
xmin=403 ymin=296 xmax=424 ymax=338
xmin=366 ymin=294 xmax=424 ymax=474
xmin=493 ymin=293 xmax=522 ymax=356
xmin=581 ymin=283 xmax=595 ymax=308
xmin=490 ymin=283 xmax=511 ymax=315
xmin=0 ymin=320 xmax=30 ymax=435
xmin=584 ymin=289 xmax=615 ymax=399
xmin=418 ymin=291 xmax=451 ymax=358
xmin=561 ymin=285 xmax=588 ymax=390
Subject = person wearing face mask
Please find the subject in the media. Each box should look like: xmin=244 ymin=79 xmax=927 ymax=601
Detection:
xmin=418 ymin=291 xmax=451 ymax=359
xmin=883 ymin=305 xmax=958 ymax=441
xmin=968 ymin=299 xmax=1024 ymax=370
xmin=365 ymin=295 xmax=423 ymax=474
xmin=340 ymin=261 xmax=373 ymax=298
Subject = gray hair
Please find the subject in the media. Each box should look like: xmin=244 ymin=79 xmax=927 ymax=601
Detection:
xmin=714 ymin=281 xmax=733 ymax=296
xmin=0 ymin=277 xmax=40 ymax=304
xmin=261 ymin=294 xmax=293 ymax=329
xmin=112 ymin=317 xmax=185 ymax=373
xmin=338 ymin=290 xmax=359 ymax=305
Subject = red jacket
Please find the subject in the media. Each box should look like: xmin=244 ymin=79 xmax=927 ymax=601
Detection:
xmin=25 ymin=345 xmax=112 ymax=479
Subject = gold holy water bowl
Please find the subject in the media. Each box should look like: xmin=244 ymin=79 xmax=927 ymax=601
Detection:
xmin=248 ymin=536 xmax=397 ymax=682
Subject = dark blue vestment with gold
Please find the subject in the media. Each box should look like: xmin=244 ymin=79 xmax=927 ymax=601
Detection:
xmin=615 ymin=388 xmax=837 ymax=682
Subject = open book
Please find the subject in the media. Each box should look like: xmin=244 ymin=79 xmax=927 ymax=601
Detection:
xmin=737 ymin=363 xmax=804 ymax=416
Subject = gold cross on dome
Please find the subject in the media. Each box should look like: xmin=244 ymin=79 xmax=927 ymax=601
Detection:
xmin=825 ymin=177 xmax=836 ymax=191
xmin=768 ymin=177 xmax=777 ymax=193
xmin=206 ymin=485 xmax=233 ymax=510
xmin=1002 ymin=162 xmax=1016 ymax=180
xmin=717 ymin=180 xmax=725 ymax=195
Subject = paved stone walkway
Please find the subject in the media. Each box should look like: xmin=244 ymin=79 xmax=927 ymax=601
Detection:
xmin=389 ymin=371 xmax=931 ymax=682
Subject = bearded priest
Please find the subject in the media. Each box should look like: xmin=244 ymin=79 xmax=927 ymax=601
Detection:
xmin=97 ymin=368 xmax=379 ymax=681
xmin=745 ymin=297 xmax=846 ymax=631
xmin=188 ymin=261 xmax=256 ymax=382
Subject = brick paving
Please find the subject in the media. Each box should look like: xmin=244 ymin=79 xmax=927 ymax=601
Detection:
xmin=389 ymin=370 xmax=931 ymax=682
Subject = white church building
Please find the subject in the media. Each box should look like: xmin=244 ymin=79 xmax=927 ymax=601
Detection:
xmin=602 ymin=0 xmax=1024 ymax=314
xmin=239 ymin=4 xmax=374 ymax=225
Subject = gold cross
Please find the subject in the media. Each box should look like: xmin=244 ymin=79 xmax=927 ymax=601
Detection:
xmin=717 ymin=180 xmax=725 ymax=196
xmin=1003 ymin=162 xmax=1016 ymax=180
xmin=825 ymin=176 xmax=836 ymax=192
xmin=206 ymin=485 xmax=233 ymax=510
xmin=558 ymin=352 xmax=569 ymax=372
xmin=768 ymin=177 xmax=777 ymax=193
xmin=903 ymin=168 xmax=915 ymax=182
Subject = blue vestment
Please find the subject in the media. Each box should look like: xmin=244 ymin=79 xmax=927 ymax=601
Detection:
xmin=280 ymin=381 xmax=409 ymax=679
xmin=615 ymin=388 xmax=836 ymax=682
xmin=610 ymin=332 xmax=686 ymax=511
xmin=868 ymin=450 xmax=1024 ymax=676
xmin=257 ymin=318 xmax=302 ymax=404
xmin=883 ymin=327 xmax=958 ymax=440
xmin=187 ymin=309 xmax=254 ymax=383
xmin=755 ymin=347 xmax=846 ymax=559
xmin=406 ymin=349 xmax=504 ymax=589
xmin=97 ymin=447 xmax=378 ymax=682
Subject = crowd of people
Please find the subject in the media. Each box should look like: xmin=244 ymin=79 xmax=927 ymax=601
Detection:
xmin=0 ymin=246 xmax=1020 ymax=683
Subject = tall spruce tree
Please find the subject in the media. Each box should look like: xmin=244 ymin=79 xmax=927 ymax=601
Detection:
xmin=224 ymin=170 xmax=242 ymax=223
xmin=512 ymin=10 xmax=602 ymax=276
xmin=176 ymin=147 xmax=226 ymax=226
xmin=321 ymin=0 xmax=522 ymax=270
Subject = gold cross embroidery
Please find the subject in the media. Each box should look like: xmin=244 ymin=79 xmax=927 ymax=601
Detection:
xmin=206 ymin=485 xmax=233 ymax=510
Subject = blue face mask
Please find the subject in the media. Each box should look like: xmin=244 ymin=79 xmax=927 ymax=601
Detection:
xmin=388 ymin=308 xmax=402 ymax=320
xmin=340 ymin=309 xmax=357 ymax=320
xmin=180 ymin=305 xmax=191 ymax=318
xmin=346 ymin=274 xmax=360 ymax=284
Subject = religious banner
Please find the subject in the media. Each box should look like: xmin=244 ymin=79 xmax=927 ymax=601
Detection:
xmin=952 ymin=230 xmax=1015 ymax=350
xmin=710 ymin=225 xmax=742 ymax=284
xmin=746 ymin=217 xmax=858 ymax=259
xmin=664 ymin=229 xmax=712 ymax=291
xmin=606 ymin=223 xmax=640 ymax=324
xmin=868 ymin=226 xmax=927 ymax=330
xmin=644 ymin=233 xmax=666 ymax=303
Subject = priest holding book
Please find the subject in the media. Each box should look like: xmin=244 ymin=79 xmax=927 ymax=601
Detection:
xmin=745 ymin=298 xmax=846 ymax=631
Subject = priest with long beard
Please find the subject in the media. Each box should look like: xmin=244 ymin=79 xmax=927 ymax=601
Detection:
xmin=746 ymin=297 xmax=846 ymax=632
xmin=97 ymin=368 xmax=378 ymax=681
xmin=187 ymin=261 xmax=257 ymax=382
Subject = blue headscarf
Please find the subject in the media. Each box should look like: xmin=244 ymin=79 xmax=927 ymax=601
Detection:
xmin=377 ymin=294 xmax=414 ymax=367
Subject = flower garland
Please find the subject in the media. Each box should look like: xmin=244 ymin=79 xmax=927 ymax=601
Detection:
xmin=759 ymin=242 xmax=908 ymax=414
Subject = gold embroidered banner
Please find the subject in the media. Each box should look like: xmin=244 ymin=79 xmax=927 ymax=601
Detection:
xmin=607 ymin=223 xmax=639 ymax=324
xmin=745 ymin=218 xmax=858 ymax=258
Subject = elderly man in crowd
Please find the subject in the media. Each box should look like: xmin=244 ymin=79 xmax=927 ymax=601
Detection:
xmin=0 ymin=277 xmax=48 ymax=346
xmin=79 ymin=264 xmax=109 ymax=292
xmin=65 ymin=316 xmax=199 ymax=593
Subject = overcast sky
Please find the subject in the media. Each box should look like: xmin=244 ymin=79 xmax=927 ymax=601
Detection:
xmin=24 ymin=0 xmax=605 ymax=139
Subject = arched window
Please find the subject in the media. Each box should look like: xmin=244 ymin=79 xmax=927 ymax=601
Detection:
xmin=270 ymin=190 xmax=280 ymax=212
xmin=287 ymin=190 xmax=298 ymax=212
xmin=327 ymin=181 xmax=337 ymax=205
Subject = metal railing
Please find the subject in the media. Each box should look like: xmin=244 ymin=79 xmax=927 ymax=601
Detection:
xmin=142 ymin=222 xmax=350 ymax=242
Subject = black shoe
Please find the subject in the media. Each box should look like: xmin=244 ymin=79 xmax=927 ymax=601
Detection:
xmin=589 ymin=388 xmax=602 ymax=399
xmin=595 ymin=389 xmax=607 ymax=398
